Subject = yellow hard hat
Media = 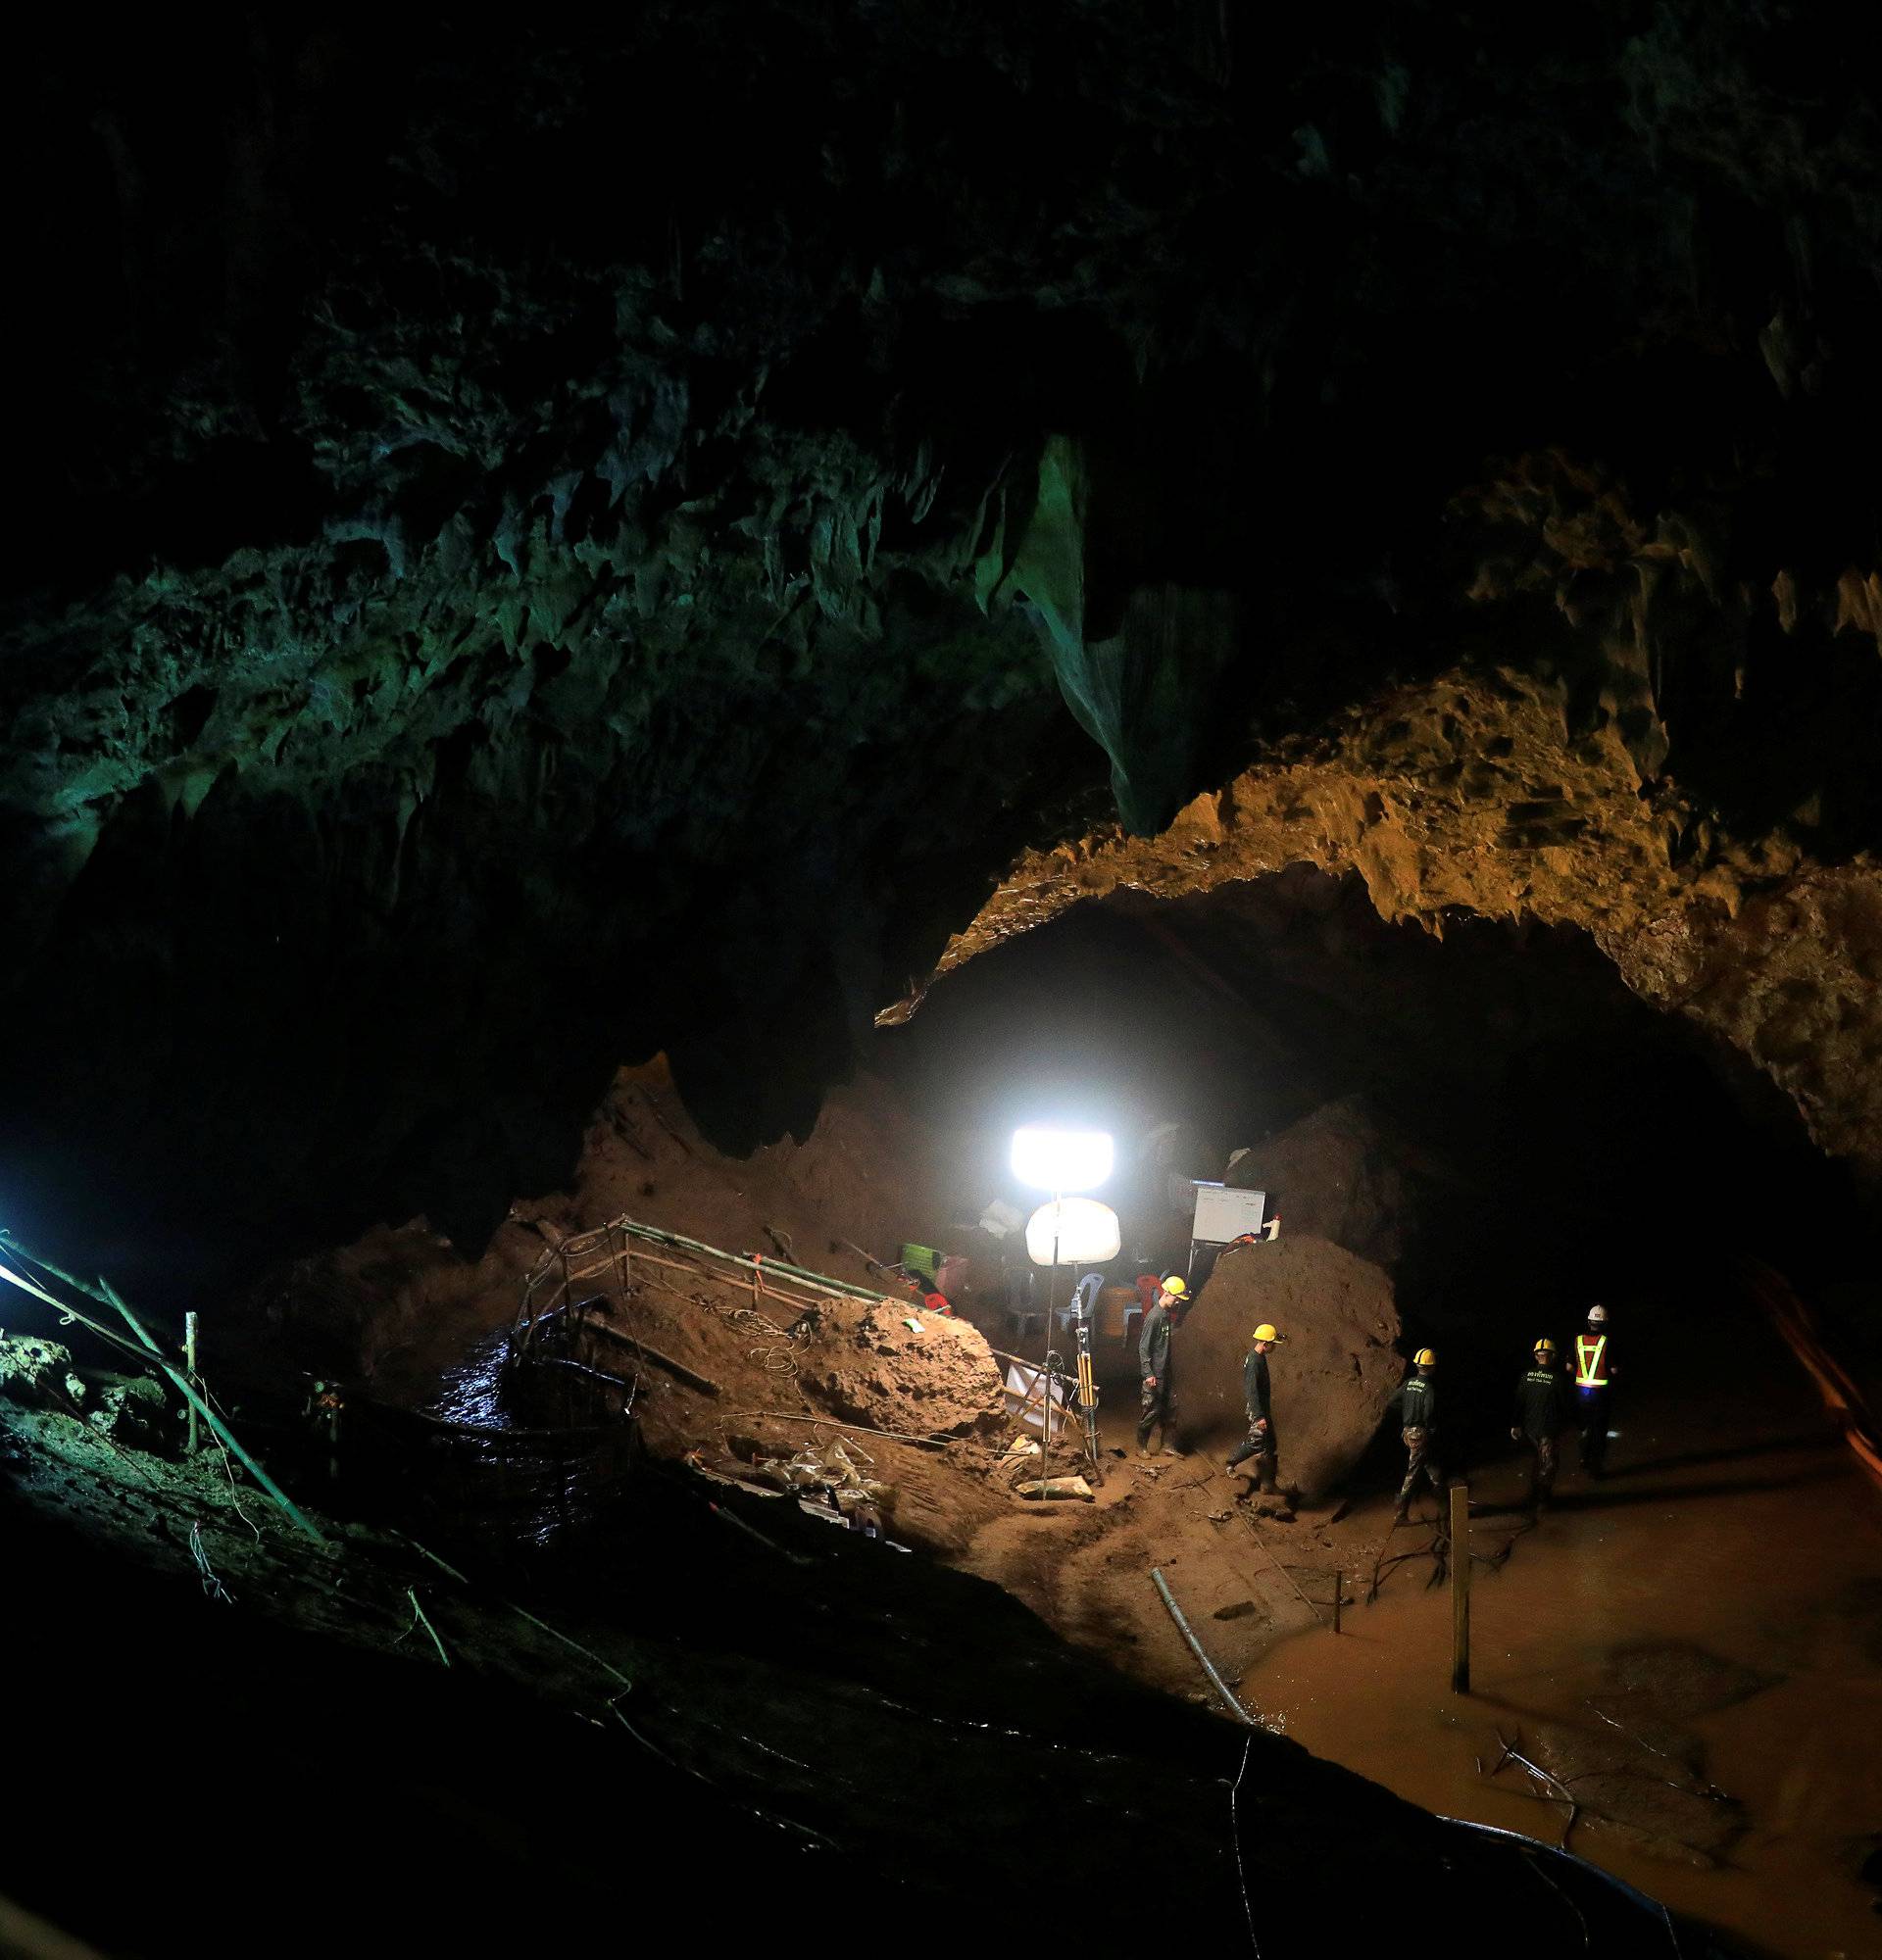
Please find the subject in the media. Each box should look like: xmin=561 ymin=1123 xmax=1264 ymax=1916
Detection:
xmin=1414 ymin=1348 xmax=1437 ymax=1366
xmin=1161 ymin=1274 xmax=1189 ymax=1298
xmin=1253 ymin=1323 xmax=1280 ymax=1343
xmin=1533 ymin=1338 xmax=1556 ymax=1355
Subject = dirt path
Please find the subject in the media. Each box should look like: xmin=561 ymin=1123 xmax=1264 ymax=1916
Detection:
xmin=956 ymin=1399 xmax=1378 ymax=1709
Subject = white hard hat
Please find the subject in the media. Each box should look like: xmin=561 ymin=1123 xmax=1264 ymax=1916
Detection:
xmin=1587 ymin=1303 xmax=1609 ymax=1324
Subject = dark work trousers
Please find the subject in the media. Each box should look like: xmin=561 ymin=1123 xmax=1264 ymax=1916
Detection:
xmin=1520 ymin=1431 xmax=1560 ymax=1505
xmin=1227 ymin=1421 xmax=1278 ymax=1491
xmin=1575 ymin=1387 xmax=1612 ymax=1475
xmin=1137 ymin=1376 xmax=1173 ymax=1449
xmin=1396 ymin=1426 xmax=1443 ymax=1508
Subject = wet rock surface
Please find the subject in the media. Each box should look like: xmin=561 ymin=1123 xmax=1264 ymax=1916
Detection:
xmin=0 ymin=1334 xmax=82 ymax=1407
xmin=0 ymin=1333 xmax=174 ymax=1450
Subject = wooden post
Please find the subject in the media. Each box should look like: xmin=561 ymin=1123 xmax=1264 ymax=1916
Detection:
xmin=1331 ymin=1568 xmax=1343 ymax=1635
xmin=1449 ymin=1483 xmax=1470 ymax=1692
xmin=183 ymin=1311 xmax=200 ymax=1456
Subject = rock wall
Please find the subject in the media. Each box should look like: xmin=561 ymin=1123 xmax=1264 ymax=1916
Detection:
xmin=913 ymin=613 xmax=1882 ymax=1191
xmin=1228 ymin=1097 xmax=1410 ymax=1270
xmin=15 ymin=9 xmax=1882 ymax=1263
xmin=1172 ymin=1236 xmax=1402 ymax=1495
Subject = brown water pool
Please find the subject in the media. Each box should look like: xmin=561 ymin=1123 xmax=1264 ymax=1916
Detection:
xmin=1245 ymin=1414 xmax=1882 ymax=1959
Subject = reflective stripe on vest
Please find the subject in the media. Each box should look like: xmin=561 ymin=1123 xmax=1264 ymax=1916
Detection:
xmin=1574 ymin=1333 xmax=1608 ymax=1388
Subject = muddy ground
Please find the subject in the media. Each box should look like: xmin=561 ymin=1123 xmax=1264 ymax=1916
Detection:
xmin=256 ymin=1060 xmax=1417 ymax=1676
xmin=0 ymin=1318 xmax=1690 ymax=1960
xmin=16 ymin=1062 xmax=1876 ymax=1955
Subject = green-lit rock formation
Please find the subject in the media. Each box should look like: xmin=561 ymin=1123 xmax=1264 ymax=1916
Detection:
xmin=10 ymin=4 xmax=1882 ymax=1263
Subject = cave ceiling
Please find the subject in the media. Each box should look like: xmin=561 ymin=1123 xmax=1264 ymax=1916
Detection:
xmin=7 ymin=4 xmax=1882 ymax=1264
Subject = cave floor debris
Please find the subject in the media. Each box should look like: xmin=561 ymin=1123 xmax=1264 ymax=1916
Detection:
xmin=2 ymin=1350 xmax=1706 ymax=1959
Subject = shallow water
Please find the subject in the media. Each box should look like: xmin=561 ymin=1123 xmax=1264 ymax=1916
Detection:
xmin=426 ymin=1327 xmax=511 ymax=1428
xmin=1244 ymin=1396 xmax=1882 ymax=1958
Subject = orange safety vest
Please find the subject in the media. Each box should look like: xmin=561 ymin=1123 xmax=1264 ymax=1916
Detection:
xmin=1573 ymin=1333 xmax=1609 ymax=1388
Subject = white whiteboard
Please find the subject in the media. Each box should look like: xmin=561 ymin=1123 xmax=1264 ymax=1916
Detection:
xmin=1191 ymin=1183 xmax=1266 ymax=1246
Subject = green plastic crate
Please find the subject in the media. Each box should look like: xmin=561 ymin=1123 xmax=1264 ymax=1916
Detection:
xmin=900 ymin=1243 xmax=942 ymax=1282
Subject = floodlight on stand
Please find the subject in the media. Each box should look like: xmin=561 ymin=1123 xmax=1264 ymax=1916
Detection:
xmin=1025 ymin=1199 xmax=1120 ymax=1267
xmin=1009 ymin=1127 xmax=1114 ymax=1493
xmin=1009 ymin=1127 xmax=1114 ymax=1194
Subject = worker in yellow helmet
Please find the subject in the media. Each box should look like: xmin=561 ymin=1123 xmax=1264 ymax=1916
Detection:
xmin=1511 ymin=1339 xmax=1566 ymax=1512
xmin=1135 ymin=1273 xmax=1189 ymax=1456
xmin=1387 ymin=1348 xmax=1443 ymax=1524
xmin=1225 ymin=1322 xmax=1285 ymax=1494
xmin=1572 ymin=1304 xmax=1618 ymax=1478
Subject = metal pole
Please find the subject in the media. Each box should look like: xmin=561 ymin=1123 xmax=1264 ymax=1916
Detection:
xmin=184 ymin=1311 xmax=200 ymax=1456
xmin=1332 ymin=1568 xmax=1342 ymax=1636
xmin=1041 ymin=1199 xmax=1061 ymax=1486
xmin=1450 ymin=1483 xmax=1470 ymax=1692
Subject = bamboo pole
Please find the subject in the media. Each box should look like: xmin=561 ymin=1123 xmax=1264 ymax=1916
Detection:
xmin=1450 ymin=1483 xmax=1470 ymax=1692
xmin=613 ymin=1219 xmax=885 ymax=1302
xmin=0 ymin=1238 xmax=327 ymax=1545
xmin=184 ymin=1311 xmax=200 ymax=1456
xmin=619 ymin=1246 xmax=828 ymax=1316
xmin=579 ymin=1319 xmax=721 ymax=1396
xmin=95 ymin=1277 xmax=328 ymax=1546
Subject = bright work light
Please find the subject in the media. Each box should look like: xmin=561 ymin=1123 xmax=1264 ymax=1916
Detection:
xmin=1025 ymin=1199 xmax=1120 ymax=1267
xmin=1010 ymin=1126 xmax=1114 ymax=1194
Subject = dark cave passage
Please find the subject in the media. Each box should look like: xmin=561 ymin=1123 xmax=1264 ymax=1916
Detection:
xmin=865 ymin=871 xmax=1882 ymax=1954
xmin=881 ymin=867 xmax=1872 ymax=1291
xmin=874 ymin=865 xmax=1879 ymax=1462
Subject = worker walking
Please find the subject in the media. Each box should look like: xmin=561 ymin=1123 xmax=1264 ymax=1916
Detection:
xmin=1389 ymin=1347 xmax=1444 ymax=1522
xmin=1571 ymin=1303 xmax=1618 ymax=1477
xmin=1136 ymin=1274 xmax=1189 ymax=1456
xmin=1511 ymin=1340 xmax=1566 ymax=1512
xmin=1225 ymin=1323 xmax=1285 ymax=1494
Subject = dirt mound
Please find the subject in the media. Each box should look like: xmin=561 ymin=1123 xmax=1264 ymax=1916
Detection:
xmin=1170 ymin=1234 xmax=1401 ymax=1495
xmin=569 ymin=1056 xmax=945 ymax=1298
xmin=1228 ymin=1096 xmax=1409 ymax=1268
xmin=801 ymin=1300 xmax=1007 ymax=1441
